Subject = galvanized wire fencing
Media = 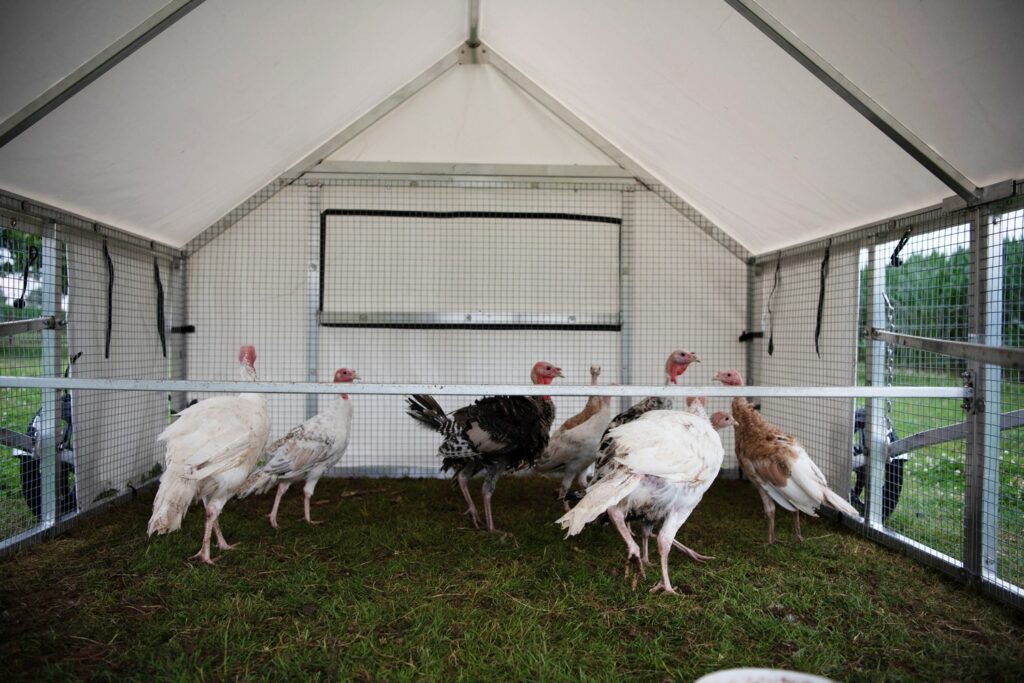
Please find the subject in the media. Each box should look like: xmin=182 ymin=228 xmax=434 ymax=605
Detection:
xmin=1 ymin=178 xmax=1021 ymax=610
xmin=747 ymin=191 xmax=1024 ymax=607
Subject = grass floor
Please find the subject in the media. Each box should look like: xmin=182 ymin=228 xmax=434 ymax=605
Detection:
xmin=2 ymin=477 xmax=1024 ymax=682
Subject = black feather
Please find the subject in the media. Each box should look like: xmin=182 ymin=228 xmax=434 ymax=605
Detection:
xmin=407 ymin=394 xmax=555 ymax=474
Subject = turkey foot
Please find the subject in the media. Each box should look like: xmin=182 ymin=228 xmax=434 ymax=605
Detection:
xmin=649 ymin=580 xmax=678 ymax=595
xmin=189 ymin=549 xmax=217 ymax=565
xmin=623 ymin=552 xmax=646 ymax=591
xmin=672 ymin=540 xmax=713 ymax=563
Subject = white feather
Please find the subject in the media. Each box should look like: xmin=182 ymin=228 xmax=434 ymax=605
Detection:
xmin=148 ymin=363 xmax=270 ymax=536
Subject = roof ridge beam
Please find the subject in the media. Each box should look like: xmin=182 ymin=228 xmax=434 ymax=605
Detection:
xmin=723 ymin=0 xmax=980 ymax=203
xmin=0 ymin=0 xmax=206 ymax=150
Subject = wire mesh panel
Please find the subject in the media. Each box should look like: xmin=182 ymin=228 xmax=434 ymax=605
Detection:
xmin=748 ymin=242 xmax=861 ymax=491
xmin=0 ymin=227 xmax=64 ymax=540
xmin=62 ymin=232 xmax=173 ymax=512
xmin=1 ymin=176 xmax=1020 ymax=611
xmin=985 ymin=205 xmax=1024 ymax=594
xmin=185 ymin=178 xmax=746 ymax=476
xmin=875 ymin=216 xmax=973 ymax=562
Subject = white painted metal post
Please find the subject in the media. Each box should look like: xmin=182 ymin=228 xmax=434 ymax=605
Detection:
xmin=864 ymin=242 xmax=888 ymax=527
xmin=169 ymin=255 xmax=188 ymax=413
xmin=619 ymin=187 xmax=634 ymax=416
xmin=306 ymin=182 xmax=322 ymax=418
xmin=981 ymin=216 xmax=1004 ymax=580
xmin=964 ymin=209 xmax=989 ymax=579
xmin=37 ymin=225 xmax=62 ymax=526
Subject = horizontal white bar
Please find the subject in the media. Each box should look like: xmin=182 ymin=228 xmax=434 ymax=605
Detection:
xmin=309 ymin=161 xmax=634 ymax=179
xmin=0 ymin=376 xmax=971 ymax=398
xmin=318 ymin=311 xmax=620 ymax=328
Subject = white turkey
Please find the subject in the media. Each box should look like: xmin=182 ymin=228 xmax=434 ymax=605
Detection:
xmin=533 ymin=364 xmax=613 ymax=510
xmin=714 ymin=369 xmax=860 ymax=544
xmin=636 ymin=401 xmax=733 ymax=566
xmin=406 ymin=361 xmax=562 ymax=532
xmin=557 ymin=408 xmax=729 ymax=594
xmin=237 ymin=367 xmax=358 ymax=528
xmin=147 ymin=345 xmax=270 ymax=564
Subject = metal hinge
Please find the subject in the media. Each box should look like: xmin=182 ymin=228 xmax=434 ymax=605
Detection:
xmin=961 ymin=370 xmax=983 ymax=414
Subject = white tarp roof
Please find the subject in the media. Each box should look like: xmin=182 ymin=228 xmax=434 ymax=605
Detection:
xmin=327 ymin=65 xmax=616 ymax=166
xmin=1 ymin=0 xmax=1022 ymax=253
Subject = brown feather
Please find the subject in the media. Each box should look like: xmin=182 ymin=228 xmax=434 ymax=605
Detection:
xmin=731 ymin=397 xmax=799 ymax=487
xmin=558 ymin=396 xmax=604 ymax=432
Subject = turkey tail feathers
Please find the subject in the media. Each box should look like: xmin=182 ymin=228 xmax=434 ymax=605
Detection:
xmin=823 ymin=486 xmax=860 ymax=518
xmin=556 ymin=469 xmax=640 ymax=537
xmin=236 ymin=469 xmax=275 ymax=499
xmin=406 ymin=395 xmax=450 ymax=433
xmin=147 ymin=470 xmax=199 ymax=536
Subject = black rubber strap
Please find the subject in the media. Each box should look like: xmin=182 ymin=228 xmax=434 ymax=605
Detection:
xmin=890 ymin=228 xmax=912 ymax=267
xmin=815 ymin=239 xmax=831 ymax=359
xmin=767 ymin=254 xmax=781 ymax=355
xmin=103 ymin=241 xmax=113 ymax=359
xmin=154 ymin=259 xmax=166 ymax=358
xmin=13 ymin=245 xmax=39 ymax=309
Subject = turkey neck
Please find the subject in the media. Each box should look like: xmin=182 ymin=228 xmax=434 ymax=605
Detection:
xmin=531 ymin=395 xmax=556 ymax=427
xmin=731 ymin=397 xmax=764 ymax=430
xmin=238 ymin=363 xmax=265 ymax=404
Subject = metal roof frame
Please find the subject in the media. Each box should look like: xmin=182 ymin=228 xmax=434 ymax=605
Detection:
xmin=0 ymin=0 xmax=206 ymax=150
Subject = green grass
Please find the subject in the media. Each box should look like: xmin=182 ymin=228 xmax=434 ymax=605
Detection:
xmin=2 ymin=476 xmax=1023 ymax=682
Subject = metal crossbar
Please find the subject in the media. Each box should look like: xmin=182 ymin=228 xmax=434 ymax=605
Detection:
xmin=0 ymin=377 xmax=970 ymax=398
xmin=872 ymin=328 xmax=1024 ymax=369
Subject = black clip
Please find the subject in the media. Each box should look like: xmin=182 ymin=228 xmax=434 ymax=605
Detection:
xmin=13 ymin=245 xmax=39 ymax=309
xmin=890 ymin=228 xmax=912 ymax=267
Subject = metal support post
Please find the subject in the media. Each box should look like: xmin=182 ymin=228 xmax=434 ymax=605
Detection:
xmin=963 ymin=208 xmax=1002 ymax=581
xmin=306 ymin=183 xmax=322 ymax=418
xmin=963 ymin=208 xmax=989 ymax=579
xmin=37 ymin=225 xmax=62 ymax=526
xmin=745 ymin=261 xmax=757 ymax=394
xmin=618 ymin=188 xmax=634 ymax=416
xmin=170 ymin=255 xmax=188 ymax=413
xmin=864 ymin=243 xmax=888 ymax=527
xmin=981 ymin=217 xmax=1004 ymax=581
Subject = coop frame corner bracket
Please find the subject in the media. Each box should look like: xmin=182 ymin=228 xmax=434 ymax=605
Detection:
xmin=458 ymin=41 xmax=490 ymax=65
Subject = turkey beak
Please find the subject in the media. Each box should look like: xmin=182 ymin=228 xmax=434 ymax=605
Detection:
xmin=555 ymin=368 xmax=564 ymax=378
xmin=691 ymin=355 xmax=702 ymax=363
xmin=352 ymin=373 xmax=361 ymax=381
